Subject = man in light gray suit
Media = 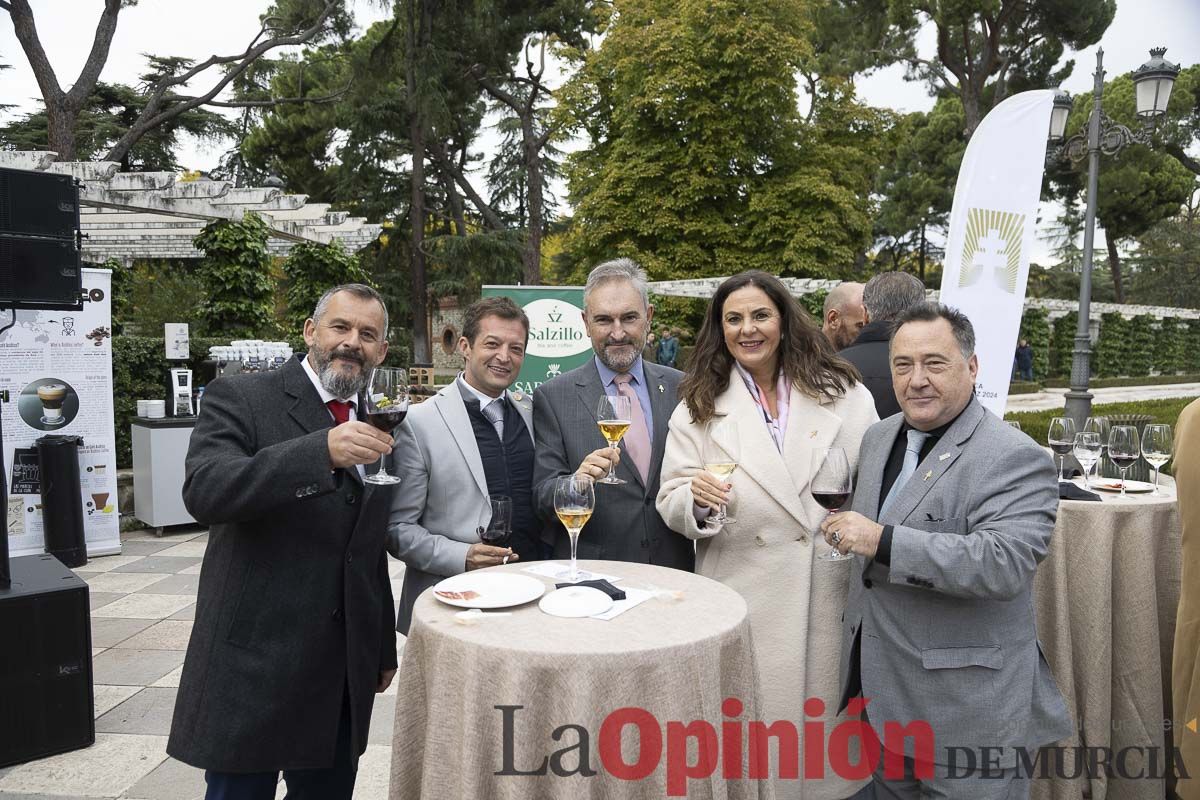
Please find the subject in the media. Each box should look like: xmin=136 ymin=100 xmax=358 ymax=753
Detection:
xmin=387 ymin=297 xmax=540 ymax=634
xmin=533 ymin=258 xmax=693 ymax=571
xmin=821 ymin=303 xmax=1071 ymax=799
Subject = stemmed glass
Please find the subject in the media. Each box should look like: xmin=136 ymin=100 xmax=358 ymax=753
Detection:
xmin=702 ymin=419 xmax=738 ymax=525
xmin=1108 ymin=425 xmax=1140 ymax=497
xmin=1084 ymin=416 xmax=1110 ymax=475
xmin=595 ymin=395 xmax=632 ymax=485
xmin=1141 ymin=424 xmax=1173 ymax=496
xmin=482 ymin=495 xmax=513 ymax=564
xmin=363 ymin=368 xmax=409 ymax=485
xmin=812 ymin=447 xmax=853 ymax=562
xmin=1047 ymin=417 xmax=1076 ymax=480
xmin=1072 ymin=432 xmax=1102 ymax=490
xmin=554 ymin=475 xmax=595 ymax=582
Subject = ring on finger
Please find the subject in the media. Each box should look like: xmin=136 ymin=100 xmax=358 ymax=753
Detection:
xmin=831 ymin=531 xmax=841 ymax=546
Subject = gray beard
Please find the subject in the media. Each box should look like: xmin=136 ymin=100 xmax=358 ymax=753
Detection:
xmin=597 ymin=342 xmax=642 ymax=372
xmin=310 ymin=349 xmax=371 ymax=398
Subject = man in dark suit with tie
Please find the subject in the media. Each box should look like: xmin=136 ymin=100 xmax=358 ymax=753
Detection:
xmin=533 ymin=258 xmax=694 ymax=571
xmin=168 ymin=284 xmax=399 ymax=800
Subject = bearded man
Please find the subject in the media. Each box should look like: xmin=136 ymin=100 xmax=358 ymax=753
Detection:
xmin=168 ymin=284 xmax=399 ymax=800
xmin=531 ymin=258 xmax=694 ymax=571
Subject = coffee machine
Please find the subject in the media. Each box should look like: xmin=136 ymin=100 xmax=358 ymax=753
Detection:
xmin=169 ymin=368 xmax=193 ymax=417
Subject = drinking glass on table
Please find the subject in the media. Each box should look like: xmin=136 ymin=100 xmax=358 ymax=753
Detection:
xmin=482 ymin=495 xmax=513 ymax=564
xmin=811 ymin=446 xmax=853 ymax=562
xmin=595 ymin=395 xmax=632 ymax=485
xmin=554 ymin=475 xmax=595 ymax=582
xmin=1084 ymin=416 xmax=1111 ymax=472
xmin=1047 ymin=417 xmax=1076 ymax=480
xmin=702 ymin=419 xmax=738 ymax=525
xmin=1108 ymin=425 xmax=1140 ymax=497
xmin=1141 ymin=424 xmax=1173 ymax=495
xmin=363 ymin=368 xmax=409 ymax=485
xmin=1072 ymin=432 xmax=1102 ymax=490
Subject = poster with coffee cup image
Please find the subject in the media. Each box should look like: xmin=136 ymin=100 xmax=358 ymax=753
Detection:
xmin=18 ymin=378 xmax=80 ymax=431
xmin=1 ymin=268 xmax=120 ymax=557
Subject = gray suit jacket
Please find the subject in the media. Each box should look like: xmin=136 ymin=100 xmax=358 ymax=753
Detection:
xmin=841 ymin=399 xmax=1072 ymax=767
xmin=532 ymin=358 xmax=693 ymax=571
xmin=168 ymin=355 xmax=396 ymax=772
xmin=386 ymin=383 xmax=535 ymax=634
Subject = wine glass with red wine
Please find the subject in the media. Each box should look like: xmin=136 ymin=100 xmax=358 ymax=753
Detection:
xmin=1108 ymin=425 xmax=1140 ymax=497
xmin=482 ymin=495 xmax=513 ymax=564
xmin=364 ymin=367 xmax=409 ymax=486
xmin=811 ymin=446 xmax=852 ymax=562
xmin=1046 ymin=417 xmax=1076 ymax=480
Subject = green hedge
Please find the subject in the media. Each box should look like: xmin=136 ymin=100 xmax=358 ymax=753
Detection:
xmin=1042 ymin=373 xmax=1200 ymax=389
xmin=1008 ymin=380 xmax=1042 ymax=394
xmin=1018 ymin=308 xmax=1051 ymax=380
xmin=1049 ymin=311 xmax=1078 ymax=378
xmin=1004 ymin=396 xmax=1195 ymax=455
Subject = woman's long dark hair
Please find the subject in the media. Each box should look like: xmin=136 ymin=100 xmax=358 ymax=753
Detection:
xmin=678 ymin=271 xmax=860 ymax=425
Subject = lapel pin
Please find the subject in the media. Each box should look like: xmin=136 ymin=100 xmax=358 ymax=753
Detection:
xmin=809 ymin=430 xmax=818 ymax=438
xmin=512 ymin=391 xmax=524 ymax=402
xmin=923 ymin=470 xmax=933 ymax=481
xmin=938 ymin=453 xmax=951 ymax=461
xmin=658 ymin=384 xmax=665 ymax=393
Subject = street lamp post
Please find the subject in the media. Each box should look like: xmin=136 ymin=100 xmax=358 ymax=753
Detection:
xmin=1047 ymin=48 xmax=1180 ymax=429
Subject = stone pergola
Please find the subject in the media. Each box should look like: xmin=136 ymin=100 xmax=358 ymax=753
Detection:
xmin=0 ymin=151 xmax=382 ymax=261
xmin=647 ymin=278 xmax=1200 ymax=322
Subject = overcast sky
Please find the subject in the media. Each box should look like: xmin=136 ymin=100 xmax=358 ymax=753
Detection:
xmin=2 ymin=0 xmax=1198 ymax=265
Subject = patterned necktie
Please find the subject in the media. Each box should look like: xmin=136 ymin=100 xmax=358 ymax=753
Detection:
xmin=327 ymin=399 xmax=352 ymax=426
xmin=612 ymin=373 xmax=650 ymax=484
xmin=879 ymin=429 xmax=930 ymax=518
xmin=481 ymin=399 xmax=505 ymax=440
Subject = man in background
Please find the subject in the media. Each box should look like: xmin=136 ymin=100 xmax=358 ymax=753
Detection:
xmin=840 ymin=272 xmax=926 ymax=419
xmin=656 ymin=325 xmax=679 ymax=368
xmin=821 ymin=281 xmax=866 ymax=350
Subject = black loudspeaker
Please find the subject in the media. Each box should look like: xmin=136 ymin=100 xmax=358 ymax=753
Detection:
xmin=0 ymin=166 xmax=83 ymax=312
xmin=0 ymin=554 xmax=94 ymax=768
xmin=0 ymin=168 xmax=79 ymax=240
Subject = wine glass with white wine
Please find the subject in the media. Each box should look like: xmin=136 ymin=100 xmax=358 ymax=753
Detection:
xmin=554 ymin=475 xmax=595 ymax=582
xmin=1141 ymin=424 xmax=1173 ymax=496
xmin=595 ymin=395 xmax=632 ymax=485
xmin=702 ymin=419 xmax=738 ymax=525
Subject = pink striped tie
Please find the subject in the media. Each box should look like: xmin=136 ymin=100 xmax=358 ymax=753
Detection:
xmin=613 ymin=373 xmax=650 ymax=484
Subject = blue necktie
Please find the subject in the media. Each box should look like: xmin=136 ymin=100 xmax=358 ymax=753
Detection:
xmin=481 ymin=399 xmax=505 ymax=440
xmin=879 ymin=429 xmax=930 ymax=518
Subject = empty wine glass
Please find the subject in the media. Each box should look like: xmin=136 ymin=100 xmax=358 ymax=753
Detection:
xmin=1084 ymin=416 xmax=1110 ymax=474
xmin=1073 ymin=432 xmax=1102 ymax=490
xmin=554 ymin=475 xmax=595 ymax=582
xmin=811 ymin=447 xmax=852 ymax=562
xmin=1047 ymin=417 xmax=1077 ymax=480
xmin=1141 ymin=424 xmax=1173 ymax=496
xmin=1108 ymin=426 xmax=1140 ymax=497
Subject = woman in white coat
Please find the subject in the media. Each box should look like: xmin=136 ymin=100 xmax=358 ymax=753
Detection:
xmin=657 ymin=271 xmax=877 ymax=800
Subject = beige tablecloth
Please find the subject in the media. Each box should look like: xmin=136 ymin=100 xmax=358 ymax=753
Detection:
xmin=1033 ymin=480 xmax=1182 ymax=800
xmin=389 ymin=560 xmax=771 ymax=800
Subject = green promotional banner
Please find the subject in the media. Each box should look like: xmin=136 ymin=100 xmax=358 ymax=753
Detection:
xmin=481 ymin=285 xmax=591 ymax=395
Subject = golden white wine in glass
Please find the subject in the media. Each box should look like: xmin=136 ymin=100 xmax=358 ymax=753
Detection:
xmin=554 ymin=474 xmax=595 ymax=582
xmin=596 ymin=395 xmax=632 ymax=485
xmin=702 ymin=419 xmax=738 ymax=524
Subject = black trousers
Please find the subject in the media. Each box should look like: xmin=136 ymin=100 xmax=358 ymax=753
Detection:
xmin=204 ymin=686 xmax=357 ymax=800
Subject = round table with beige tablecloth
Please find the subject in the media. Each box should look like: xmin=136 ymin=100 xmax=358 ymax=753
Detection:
xmin=1033 ymin=478 xmax=1182 ymax=800
xmin=388 ymin=560 xmax=771 ymax=800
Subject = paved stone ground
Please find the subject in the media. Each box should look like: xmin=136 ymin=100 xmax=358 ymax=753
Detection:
xmin=1005 ymin=382 xmax=1200 ymax=412
xmin=0 ymin=527 xmax=406 ymax=800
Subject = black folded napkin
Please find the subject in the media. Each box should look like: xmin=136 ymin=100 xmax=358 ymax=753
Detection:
xmin=1059 ymin=480 xmax=1101 ymax=501
xmin=555 ymin=578 xmax=626 ymax=601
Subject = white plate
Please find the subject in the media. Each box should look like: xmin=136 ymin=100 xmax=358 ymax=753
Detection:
xmin=431 ymin=573 xmax=546 ymax=609
xmin=1090 ymin=479 xmax=1156 ymax=494
xmin=539 ymin=586 xmax=614 ymax=618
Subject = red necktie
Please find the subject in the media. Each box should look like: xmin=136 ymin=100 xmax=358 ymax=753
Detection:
xmin=327 ymin=399 xmax=352 ymax=426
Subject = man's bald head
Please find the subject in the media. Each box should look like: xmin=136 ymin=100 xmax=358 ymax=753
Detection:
xmin=822 ymin=281 xmax=866 ymax=350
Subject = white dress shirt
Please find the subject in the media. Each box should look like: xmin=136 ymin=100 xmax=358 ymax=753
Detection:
xmin=302 ymin=355 xmax=364 ymax=479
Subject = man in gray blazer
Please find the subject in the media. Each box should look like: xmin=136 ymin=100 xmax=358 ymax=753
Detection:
xmin=387 ymin=296 xmax=540 ymax=634
xmin=533 ymin=258 xmax=693 ymax=571
xmin=821 ymin=303 xmax=1071 ymax=799
xmin=169 ymin=284 xmax=398 ymax=800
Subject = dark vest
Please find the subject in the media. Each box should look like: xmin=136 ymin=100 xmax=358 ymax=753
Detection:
xmin=463 ymin=396 xmax=540 ymax=561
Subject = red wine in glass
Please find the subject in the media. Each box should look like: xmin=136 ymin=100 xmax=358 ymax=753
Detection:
xmin=367 ymin=408 xmax=408 ymax=432
xmin=812 ymin=491 xmax=850 ymax=511
xmin=1110 ymin=454 xmax=1138 ymax=471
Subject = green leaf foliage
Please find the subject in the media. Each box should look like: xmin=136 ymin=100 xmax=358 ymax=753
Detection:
xmin=560 ymin=0 xmax=883 ymax=281
xmin=1049 ymin=311 xmax=1078 ymax=378
xmin=192 ymin=214 xmax=276 ymax=336
xmin=1093 ymin=312 xmax=1126 ymax=378
xmin=282 ymin=241 xmax=372 ymax=332
xmin=1018 ymin=307 xmax=1051 ymax=380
